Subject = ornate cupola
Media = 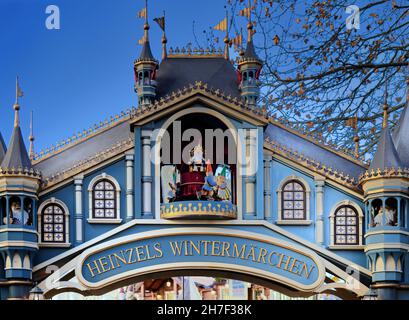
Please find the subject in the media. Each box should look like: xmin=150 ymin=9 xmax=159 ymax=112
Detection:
xmin=237 ymin=9 xmax=263 ymax=107
xmin=360 ymin=90 xmax=409 ymax=300
xmin=0 ymin=78 xmax=41 ymax=299
xmin=134 ymin=2 xmax=159 ymax=108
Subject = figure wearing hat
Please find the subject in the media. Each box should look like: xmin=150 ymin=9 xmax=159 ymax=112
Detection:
xmin=197 ymin=160 xmax=217 ymax=200
xmin=215 ymin=165 xmax=231 ymax=202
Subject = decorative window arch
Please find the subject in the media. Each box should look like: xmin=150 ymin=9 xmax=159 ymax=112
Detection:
xmin=329 ymin=200 xmax=364 ymax=248
xmin=88 ymin=173 xmax=122 ymax=224
xmin=276 ymin=175 xmax=311 ymax=225
xmin=37 ymin=198 xmax=70 ymax=247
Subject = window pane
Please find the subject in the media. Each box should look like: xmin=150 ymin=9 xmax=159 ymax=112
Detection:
xmin=281 ymin=180 xmax=306 ymax=220
xmin=41 ymin=204 xmax=65 ymax=243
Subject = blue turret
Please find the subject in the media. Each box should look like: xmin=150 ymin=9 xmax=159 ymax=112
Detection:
xmin=360 ymin=93 xmax=409 ymax=300
xmin=0 ymin=79 xmax=41 ymax=299
xmin=134 ymin=6 xmax=159 ymax=107
xmin=237 ymin=20 xmax=262 ymax=107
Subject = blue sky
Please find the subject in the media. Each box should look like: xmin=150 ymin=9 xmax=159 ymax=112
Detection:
xmin=0 ymin=0 xmax=229 ymax=153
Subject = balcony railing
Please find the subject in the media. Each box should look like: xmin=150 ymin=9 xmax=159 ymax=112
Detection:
xmin=160 ymin=200 xmax=237 ymax=220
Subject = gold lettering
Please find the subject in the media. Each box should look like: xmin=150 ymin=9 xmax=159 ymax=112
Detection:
xmin=135 ymin=246 xmax=146 ymax=262
xmin=268 ymin=252 xmax=277 ymax=266
xmin=299 ymin=263 xmax=315 ymax=279
xmin=145 ymin=245 xmax=153 ymax=260
xmin=245 ymin=245 xmax=257 ymax=262
xmin=202 ymin=241 xmax=211 ymax=256
xmin=107 ymin=254 xmax=117 ymax=270
xmin=86 ymin=260 xmax=101 ymax=278
xmin=98 ymin=256 xmax=111 ymax=273
xmin=221 ymin=242 xmax=231 ymax=257
xmin=233 ymin=243 xmax=246 ymax=259
xmin=113 ymin=251 xmax=127 ymax=266
xmin=288 ymin=258 xmax=301 ymax=275
xmin=189 ymin=241 xmax=201 ymax=256
xmin=125 ymin=248 xmax=136 ymax=264
xmin=211 ymin=241 xmax=221 ymax=256
xmin=153 ymin=242 xmax=163 ymax=258
xmin=169 ymin=241 xmax=183 ymax=256
xmin=277 ymin=254 xmax=292 ymax=270
xmin=257 ymin=248 xmax=268 ymax=264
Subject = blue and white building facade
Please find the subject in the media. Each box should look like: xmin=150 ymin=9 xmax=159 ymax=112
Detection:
xmin=0 ymin=18 xmax=409 ymax=300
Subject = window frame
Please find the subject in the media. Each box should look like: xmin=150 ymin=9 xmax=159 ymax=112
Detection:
xmin=329 ymin=200 xmax=364 ymax=249
xmin=276 ymin=175 xmax=311 ymax=225
xmin=37 ymin=198 xmax=70 ymax=248
xmin=87 ymin=173 xmax=122 ymax=224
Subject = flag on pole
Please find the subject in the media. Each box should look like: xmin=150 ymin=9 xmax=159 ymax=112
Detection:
xmin=137 ymin=7 xmax=147 ymax=19
xmin=16 ymin=77 xmax=23 ymax=99
xmin=154 ymin=16 xmax=165 ymax=31
xmin=138 ymin=36 xmax=145 ymax=45
xmin=213 ymin=17 xmax=227 ymax=31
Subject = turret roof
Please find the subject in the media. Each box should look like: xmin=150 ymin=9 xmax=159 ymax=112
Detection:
xmin=369 ymin=126 xmax=401 ymax=171
xmin=0 ymin=132 xmax=6 ymax=164
xmin=1 ymin=125 xmax=32 ymax=170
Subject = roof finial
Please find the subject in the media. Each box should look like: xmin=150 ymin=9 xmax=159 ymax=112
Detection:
xmin=224 ymin=9 xmax=230 ymax=60
xmin=160 ymin=11 xmax=167 ymax=60
xmin=144 ymin=0 xmax=149 ymax=42
xmin=14 ymin=76 xmax=23 ymax=128
xmin=383 ymin=81 xmax=389 ymax=129
xmin=247 ymin=0 xmax=253 ymax=44
xmin=29 ymin=110 xmax=35 ymax=160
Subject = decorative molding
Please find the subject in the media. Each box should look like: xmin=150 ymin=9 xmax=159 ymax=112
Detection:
xmin=37 ymin=198 xmax=70 ymax=247
xmin=40 ymin=137 xmax=134 ymax=189
xmin=32 ymin=110 xmax=132 ymax=163
xmin=359 ymin=167 xmax=409 ymax=184
xmin=265 ymin=139 xmax=361 ymax=191
xmin=87 ymin=173 xmax=121 ymax=222
xmin=329 ymin=200 xmax=364 ymax=247
xmin=167 ymin=46 xmax=224 ymax=58
xmin=276 ymin=175 xmax=311 ymax=224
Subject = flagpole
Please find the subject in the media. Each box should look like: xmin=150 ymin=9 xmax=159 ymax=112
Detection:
xmin=224 ymin=10 xmax=229 ymax=60
xmin=162 ymin=10 xmax=167 ymax=60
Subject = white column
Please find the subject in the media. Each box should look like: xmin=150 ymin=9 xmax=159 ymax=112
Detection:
xmin=74 ymin=175 xmax=84 ymax=244
xmin=314 ymin=177 xmax=325 ymax=245
xmin=263 ymin=154 xmax=273 ymax=220
xmin=245 ymin=130 xmax=257 ymax=217
xmin=125 ymin=152 xmax=134 ymax=221
xmin=141 ymin=130 xmax=152 ymax=217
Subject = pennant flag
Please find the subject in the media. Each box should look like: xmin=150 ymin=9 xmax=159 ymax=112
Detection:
xmin=231 ymin=33 xmax=243 ymax=46
xmin=238 ymin=6 xmax=252 ymax=18
xmin=16 ymin=78 xmax=23 ymax=98
xmin=213 ymin=17 xmax=227 ymax=31
xmin=154 ymin=16 xmax=165 ymax=31
xmin=138 ymin=36 xmax=145 ymax=45
xmin=137 ymin=7 xmax=146 ymax=19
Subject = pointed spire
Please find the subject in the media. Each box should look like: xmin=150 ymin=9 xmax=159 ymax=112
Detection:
xmin=392 ymin=65 xmax=409 ymax=167
xmin=240 ymin=0 xmax=260 ymax=62
xmin=138 ymin=0 xmax=155 ymax=61
xmin=29 ymin=110 xmax=35 ymax=160
xmin=223 ymin=10 xmax=230 ymax=60
xmin=1 ymin=78 xmax=32 ymax=170
xmin=369 ymin=125 xmax=401 ymax=171
xmin=382 ymin=82 xmax=389 ymax=128
xmin=0 ymin=132 xmax=6 ymax=164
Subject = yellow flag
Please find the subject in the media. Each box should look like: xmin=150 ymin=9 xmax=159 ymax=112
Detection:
xmin=213 ymin=17 xmax=227 ymax=31
xmin=137 ymin=7 xmax=146 ymax=19
xmin=238 ymin=7 xmax=252 ymax=18
xmin=138 ymin=36 xmax=145 ymax=45
xmin=231 ymin=33 xmax=243 ymax=46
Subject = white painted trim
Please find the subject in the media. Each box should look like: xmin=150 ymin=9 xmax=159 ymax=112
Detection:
xmin=39 ymin=243 xmax=71 ymax=248
xmin=37 ymin=198 xmax=70 ymax=247
xmin=0 ymin=241 xmax=38 ymax=249
xmin=87 ymin=173 xmax=121 ymax=222
xmin=364 ymin=229 xmax=409 ymax=238
xmin=328 ymin=245 xmax=365 ymax=250
xmin=276 ymin=175 xmax=311 ymax=223
xmin=87 ymin=218 xmax=122 ymax=224
xmin=32 ymin=219 xmax=372 ymax=277
xmin=365 ymin=243 xmax=409 ymax=252
xmin=329 ymin=200 xmax=364 ymax=247
xmin=276 ymin=220 xmax=312 ymax=226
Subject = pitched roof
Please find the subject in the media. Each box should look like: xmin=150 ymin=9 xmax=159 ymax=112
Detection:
xmin=1 ymin=126 xmax=32 ymax=169
xmin=392 ymin=106 xmax=409 ymax=167
xmin=243 ymin=40 xmax=260 ymax=61
xmin=155 ymin=57 xmax=241 ymax=99
xmin=0 ymin=132 xmax=6 ymax=164
xmin=370 ymin=126 xmax=401 ymax=171
xmin=265 ymin=123 xmax=367 ymax=180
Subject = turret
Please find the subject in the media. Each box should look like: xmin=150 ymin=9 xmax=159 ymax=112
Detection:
xmin=134 ymin=1 xmax=159 ymax=107
xmin=0 ymin=78 xmax=41 ymax=299
xmin=237 ymin=7 xmax=262 ymax=107
xmin=360 ymin=88 xmax=409 ymax=300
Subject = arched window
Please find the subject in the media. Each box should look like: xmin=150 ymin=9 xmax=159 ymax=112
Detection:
xmin=88 ymin=174 xmax=121 ymax=224
xmin=277 ymin=176 xmax=311 ymax=225
xmin=38 ymin=198 xmax=70 ymax=247
xmin=93 ymin=179 xmax=116 ymax=219
xmin=282 ymin=180 xmax=306 ymax=220
xmin=334 ymin=205 xmax=359 ymax=245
